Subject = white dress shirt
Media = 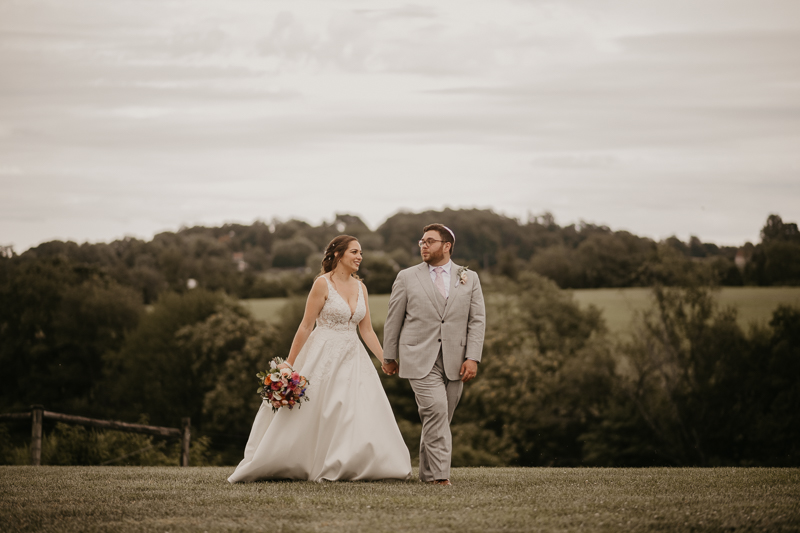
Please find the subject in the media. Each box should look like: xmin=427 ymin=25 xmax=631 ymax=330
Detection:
xmin=428 ymin=260 xmax=452 ymax=299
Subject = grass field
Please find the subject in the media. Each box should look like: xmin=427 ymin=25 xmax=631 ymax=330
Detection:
xmin=239 ymin=298 xmax=291 ymax=323
xmin=571 ymin=287 xmax=800 ymax=336
xmin=1 ymin=467 xmax=798 ymax=532
xmin=241 ymin=287 xmax=800 ymax=336
xmin=240 ymin=295 xmax=391 ymax=327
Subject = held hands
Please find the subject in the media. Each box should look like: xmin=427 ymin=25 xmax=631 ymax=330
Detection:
xmin=460 ymin=359 xmax=478 ymax=383
xmin=381 ymin=360 xmax=398 ymax=376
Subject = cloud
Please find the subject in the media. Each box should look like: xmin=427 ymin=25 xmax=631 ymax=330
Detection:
xmin=1 ymin=0 xmax=799 ymax=250
xmin=354 ymin=5 xmax=438 ymax=20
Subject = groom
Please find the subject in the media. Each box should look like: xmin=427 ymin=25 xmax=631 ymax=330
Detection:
xmin=382 ymin=223 xmax=486 ymax=486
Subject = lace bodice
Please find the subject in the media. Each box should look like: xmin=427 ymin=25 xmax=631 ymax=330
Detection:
xmin=317 ymin=276 xmax=366 ymax=332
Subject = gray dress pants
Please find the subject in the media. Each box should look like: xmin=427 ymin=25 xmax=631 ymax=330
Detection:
xmin=409 ymin=351 xmax=463 ymax=482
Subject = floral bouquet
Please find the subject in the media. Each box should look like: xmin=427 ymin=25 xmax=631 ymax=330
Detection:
xmin=256 ymin=358 xmax=310 ymax=413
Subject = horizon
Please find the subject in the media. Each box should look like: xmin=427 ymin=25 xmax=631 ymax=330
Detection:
xmin=10 ymin=206 xmax=780 ymax=254
xmin=2 ymin=0 xmax=799 ymax=253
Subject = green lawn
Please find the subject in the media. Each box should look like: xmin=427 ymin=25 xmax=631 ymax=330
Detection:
xmin=1 ymin=467 xmax=797 ymax=532
xmin=241 ymin=287 xmax=800 ymax=336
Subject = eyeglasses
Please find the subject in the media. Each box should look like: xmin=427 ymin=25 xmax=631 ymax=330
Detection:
xmin=418 ymin=239 xmax=444 ymax=248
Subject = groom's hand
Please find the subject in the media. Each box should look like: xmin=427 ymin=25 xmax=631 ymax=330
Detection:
xmin=381 ymin=360 xmax=398 ymax=376
xmin=460 ymin=360 xmax=478 ymax=383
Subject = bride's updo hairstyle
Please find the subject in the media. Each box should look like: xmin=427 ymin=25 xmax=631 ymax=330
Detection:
xmin=318 ymin=235 xmax=361 ymax=280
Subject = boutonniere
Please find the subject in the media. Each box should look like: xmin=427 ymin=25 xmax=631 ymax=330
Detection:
xmin=457 ymin=266 xmax=470 ymax=285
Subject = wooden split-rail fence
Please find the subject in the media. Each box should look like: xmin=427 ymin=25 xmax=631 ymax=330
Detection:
xmin=0 ymin=405 xmax=191 ymax=467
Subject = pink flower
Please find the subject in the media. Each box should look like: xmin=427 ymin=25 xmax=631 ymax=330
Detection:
xmin=291 ymin=372 xmax=300 ymax=381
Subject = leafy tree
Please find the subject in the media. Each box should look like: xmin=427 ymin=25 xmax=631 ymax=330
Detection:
xmin=0 ymin=257 xmax=142 ymax=414
xmin=709 ymin=255 xmax=743 ymax=286
xmin=176 ymin=305 xmax=280 ymax=463
xmin=744 ymin=215 xmax=800 ymax=285
xmin=529 ymin=245 xmax=580 ymax=288
xmin=359 ymin=251 xmax=399 ymax=294
xmin=331 ymin=214 xmax=384 ymax=250
xmin=378 ymin=208 xmax=520 ymax=269
xmin=271 ymin=237 xmax=317 ymax=268
xmin=635 ymin=244 xmax=717 ymax=287
xmin=455 ymin=272 xmax=611 ymax=466
xmin=100 ymin=291 xmax=294 ymax=463
xmin=13 ymin=209 xmax=777 ymax=305
xmin=572 ymin=231 xmax=654 ymax=287
xmin=762 ymin=241 xmax=800 ymax=285
xmin=689 ymin=236 xmax=707 ymax=258
xmin=586 ymin=287 xmax=800 ymax=466
xmin=742 ymin=305 xmax=800 ymax=464
xmin=761 ymin=214 xmax=800 ymax=244
xmin=496 ymin=248 xmax=520 ymax=280
xmin=273 ymin=219 xmax=312 ymax=240
xmin=602 ymin=286 xmax=741 ymax=465
xmin=100 ymin=289 xmax=227 ymax=426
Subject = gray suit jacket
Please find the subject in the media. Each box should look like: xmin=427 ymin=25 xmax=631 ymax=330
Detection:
xmin=383 ymin=262 xmax=486 ymax=381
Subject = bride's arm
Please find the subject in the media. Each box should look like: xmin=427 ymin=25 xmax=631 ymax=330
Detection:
xmin=357 ymin=282 xmax=385 ymax=363
xmin=283 ymin=277 xmax=328 ymax=367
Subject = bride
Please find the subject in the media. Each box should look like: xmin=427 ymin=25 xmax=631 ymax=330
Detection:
xmin=228 ymin=235 xmax=412 ymax=483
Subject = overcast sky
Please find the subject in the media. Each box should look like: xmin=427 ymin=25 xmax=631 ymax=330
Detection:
xmin=1 ymin=0 xmax=798 ymax=252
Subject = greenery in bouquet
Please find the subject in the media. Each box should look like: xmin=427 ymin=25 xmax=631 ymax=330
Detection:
xmin=256 ymin=358 xmax=310 ymax=412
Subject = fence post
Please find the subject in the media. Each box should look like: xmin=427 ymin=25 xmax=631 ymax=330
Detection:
xmin=180 ymin=417 xmax=191 ymax=467
xmin=30 ymin=405 xmax=44 ymax=466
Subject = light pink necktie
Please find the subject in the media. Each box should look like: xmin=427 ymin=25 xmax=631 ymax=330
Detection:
xmin=433 ymin=267 xmax=447 ymax=300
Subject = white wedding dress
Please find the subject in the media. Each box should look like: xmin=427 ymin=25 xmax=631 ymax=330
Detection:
xmin=228 ymin=276 xmax=412 ymax=483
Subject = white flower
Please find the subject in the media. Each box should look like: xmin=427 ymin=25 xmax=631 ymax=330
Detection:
xmin=457 ymin=266 xmax=470 ymax=284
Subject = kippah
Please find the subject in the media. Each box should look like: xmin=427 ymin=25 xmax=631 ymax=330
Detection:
xmin=442 ymin=225 xmax=455 ymax=242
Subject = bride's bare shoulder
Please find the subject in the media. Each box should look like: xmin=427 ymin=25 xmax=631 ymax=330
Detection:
xmin=311 ymin=275 xmax=330 ymax=298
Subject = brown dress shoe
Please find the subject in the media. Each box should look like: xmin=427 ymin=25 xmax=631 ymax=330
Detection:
xmin=434 ymin=479 xmax=452 ymax=486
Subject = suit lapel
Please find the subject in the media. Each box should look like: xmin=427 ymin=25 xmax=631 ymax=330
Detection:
xmin=414 ymin=263 xmax=444 ymax=317
xmin=442 ymin=262 xmax=462 ymax=319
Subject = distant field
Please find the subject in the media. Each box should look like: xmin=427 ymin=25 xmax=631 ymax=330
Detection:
xmin=239 ymin=298 xmax=291 ymax=323
xmin=241 ymin=295 xmax=391 ymax=326
xmin=241 ymin=287 xmax=800 ymax=336
xmin=2 ymin=466 xmax=798 ymax=532
xmin=571 ymin=287 xmax=800 ymax=336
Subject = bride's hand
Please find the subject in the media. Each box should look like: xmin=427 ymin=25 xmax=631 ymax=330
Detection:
xmin=381 ymin=360 xmax=398 ymax=376
xmin=278 ymin=362 xmax=292 ymax=370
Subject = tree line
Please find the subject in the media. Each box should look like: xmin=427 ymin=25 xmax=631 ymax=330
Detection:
xmin=5 ymin=212 xmax=800 ymax=305
xmin=1 ymin=210 xmax=798 ymax=466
